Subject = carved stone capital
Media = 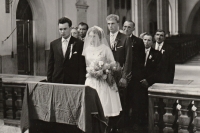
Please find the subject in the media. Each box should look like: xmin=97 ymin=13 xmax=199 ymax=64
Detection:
xmin=76 ymin=0 xmax=89 ymax=9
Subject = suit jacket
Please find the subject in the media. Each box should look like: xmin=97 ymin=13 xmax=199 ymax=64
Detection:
xmin=130 ymin=34 xmax=145 ymax=80
xmin=148 ymin=42 xmax=175 ymax=84
xmin=107 ymin=32 xmax=132 ymax=79
xmin=47 ymin=36 xmax=86 ymax=84
xmin=142 ymin=48 xmax=162 ymax=86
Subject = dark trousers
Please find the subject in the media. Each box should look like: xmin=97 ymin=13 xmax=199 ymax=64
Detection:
xmin=128 ymin=79 xmax=148 ymax=125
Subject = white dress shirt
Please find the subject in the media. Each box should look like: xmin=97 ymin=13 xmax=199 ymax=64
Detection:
xmin=155 ymin=42 xmax=164 ymax=51
xmin=110 ymin=31 xmax=118 ymax=49
xmin=145 ymin=47 xmax=151 ymax=66
xmin=62 ymin=36 xmax=71 ymax=57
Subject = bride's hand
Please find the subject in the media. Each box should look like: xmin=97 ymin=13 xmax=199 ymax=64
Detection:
xmin=119 ymin=78 xmax=127 ymax=88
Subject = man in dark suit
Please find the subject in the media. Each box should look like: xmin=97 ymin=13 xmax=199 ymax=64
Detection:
xmin=77 ymin=22 xmax=88 ymax=41
xmin=106 ymin=14 xmax=132 ymax=132
xmin=47 ymin=17 xmax=86 ymax=84
xmin=122 ymin=20 xmax=146 ymax=128
xmin=141 ymin=29 xmax=175 ymax=86
xmin=139 ymin=34 xmax=162 ymax=126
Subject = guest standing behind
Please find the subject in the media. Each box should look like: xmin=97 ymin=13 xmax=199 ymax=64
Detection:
xmin=139 ymin=34 xmax=162 ymax=125
xmin=77 ymin=22 xmax=88 ymax=41
xmin=106 ymin=14 xmax=132 ymax=132
xmin=71 ymin=27 xmax=78 ymax=38
xmin=122 ymin=20 xmax=145 ymax=127
xmin=142 ymin=29 xmax=175 ymax=85
xmin=47 ymin=17 xmax=86 ymax=84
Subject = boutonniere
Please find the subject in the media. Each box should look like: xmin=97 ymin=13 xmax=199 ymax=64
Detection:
xmin=161 ymin=49 xmax=165 ymax=54
xmin=114 ymin=39 xmax=120 ymax=51
xmin=149 ymin=55 xmax=152 ymax=59
xmin=69 ymin=42 xmax=75 ymax=59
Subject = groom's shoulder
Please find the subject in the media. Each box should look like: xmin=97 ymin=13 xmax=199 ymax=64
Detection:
xmin=51 ymin=37 xmax=61 ymax=45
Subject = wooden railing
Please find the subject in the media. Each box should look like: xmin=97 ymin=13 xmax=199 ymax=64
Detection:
xmin=0 ymin=74 xmax=46 ymax=126
xmin=148 ymin=83 xmax=200 ymax=133
xmin=165 ymin=35 xmax=200 ymax=63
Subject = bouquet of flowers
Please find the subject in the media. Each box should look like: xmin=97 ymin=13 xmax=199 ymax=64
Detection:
xmin=86 ymin=60 xmax=123 ymax=89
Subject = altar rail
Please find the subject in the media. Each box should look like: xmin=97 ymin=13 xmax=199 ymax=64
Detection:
xmin=148 ymin=83 xmax=200 ymax=133
xmin=0 ymin=74 xmax=46 ymax=126
xmin=165 ymin=35 xmax=200 ymax=63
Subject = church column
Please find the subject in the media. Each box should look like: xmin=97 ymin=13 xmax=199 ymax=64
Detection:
xmin=97 ymin=0 xmax=107 ymax=34
xmin=157 ymin=0 xmax=169 ymax=32
xmin=131 ymin=0 xmax=148 ymax=36
xmin=169 ymin=0 xmax=179 ymax=35
xmin=76 ymin=0 xmax=89 ymax=23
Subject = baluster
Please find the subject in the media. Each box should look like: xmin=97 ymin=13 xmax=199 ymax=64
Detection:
xmin=178 ymin=100 xmax=191 ymax=133
xmin=154 ymin=98 xmax=159 ymax=133
xmin=163 ymin=98 xmax=176 ymax=133
xmin=4 ymin=87 xmax=14 ymax=119
xmin=14 ymin=88 xmax=23 ymax=119
xmin=194 ymin=101 xmax=200 ymax=133
xmin=157 ymin=98 xmax=166 ymax=133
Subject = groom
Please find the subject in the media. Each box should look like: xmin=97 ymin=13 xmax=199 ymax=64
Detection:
xmin=106 ymin=14 xmax=132 ymax=132
xmin=47 ymin=17 xmax=86 ymax=84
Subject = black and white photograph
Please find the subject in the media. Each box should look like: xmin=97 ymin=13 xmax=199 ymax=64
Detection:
xmin=0 ymin=0 xmax=200 ymax=133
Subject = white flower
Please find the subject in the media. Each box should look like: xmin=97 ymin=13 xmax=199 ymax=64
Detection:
xmin=176 ymin=104 xmax=181 ymax=110
xmin=149 ymin=55 xmax=152 ymax=59
xmin=161 ymin=49 xmax=165 ymax=54
xmin=98 ymin=61 xmax=104 ymax=67
xmin=86 ymin=73 xmax=90 ymax=77
xmin=106 ymin=69 xmax=110 ymax=74
xmin=113 ymin=67 xmax=116 ymax=71
xmin=192 ymin=105 xmax=197 ymax=111
xmin=102 ymin=74 xmax=107 ymax=80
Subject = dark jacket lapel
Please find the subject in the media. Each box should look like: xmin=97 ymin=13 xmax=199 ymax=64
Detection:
xmin=115 ymin=32 xmax=122 ymax=47
xmin=57 ymin=38 xmax=64 ymax=59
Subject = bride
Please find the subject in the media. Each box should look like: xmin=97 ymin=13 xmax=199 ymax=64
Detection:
xmin=82 ymin=26 xmax=122 ymax=117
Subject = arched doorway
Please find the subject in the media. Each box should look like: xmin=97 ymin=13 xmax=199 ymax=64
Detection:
xmin=16 ymin=0 xmax=33 ymax=75
xmin=147 ymin=0 xmax=157 ymax=35
xmin=191 ymin=7 xmax=200 ymax=34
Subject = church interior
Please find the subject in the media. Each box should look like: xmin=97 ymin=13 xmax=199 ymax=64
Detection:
xmin=0 ymin=0 xmax=200 ymax=132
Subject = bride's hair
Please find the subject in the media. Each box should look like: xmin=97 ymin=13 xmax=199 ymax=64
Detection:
xmin=87 ymin=27 xmax=102 ymax=40
xmin=82 ymin=26 xmax=109 ymax=56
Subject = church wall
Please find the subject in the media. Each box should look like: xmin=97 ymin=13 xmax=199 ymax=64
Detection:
xmin=178 ymin=0 xmax=199 ymax=33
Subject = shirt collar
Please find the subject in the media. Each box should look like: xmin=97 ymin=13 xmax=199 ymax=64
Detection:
xmin=156 ymin=42 xmax=164 ymax=48
xmin=62 ymin=36 xmax=71 ymax=43
xmin=145 ymin=47 xmax=151 ymax=53
xmin=110 ymin=31 xmax=119 ymax=37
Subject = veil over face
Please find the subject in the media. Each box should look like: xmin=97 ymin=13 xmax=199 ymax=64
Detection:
xmin=82 ymin=26 xmax=109 ymax=56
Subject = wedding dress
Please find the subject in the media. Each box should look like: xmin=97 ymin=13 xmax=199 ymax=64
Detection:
xmin=84 ymin=44 xmax=122 ymax=117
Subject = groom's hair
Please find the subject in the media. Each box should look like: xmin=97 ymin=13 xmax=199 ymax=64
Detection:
xmin=58 ymin=17 xmax=72 ymax=27
xmin=106 ymin=14 xmax=119 ymax=23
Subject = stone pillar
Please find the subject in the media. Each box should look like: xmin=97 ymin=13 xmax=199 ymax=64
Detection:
xmin=169 ymin=0 xmax=179 ymax=35
xmin=97 ymin=0 xmax=107 ymax=34
xmin=131 ymin=0 xmax=148 ymax=36
xmin=76 ymin=0 xmax=89 ymax=23
xmin=131 ymin=0 xmax=139 ymax=36
xmin=157 ymin=0 xmax=169 ymax=32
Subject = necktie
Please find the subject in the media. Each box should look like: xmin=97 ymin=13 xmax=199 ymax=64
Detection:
xmin=145 ymin=49 xmax=149 ymax=66
xmin=62 ymin=39 xmax=68 ymax=57
xmin=110 ymin=34 xmax=115 ymax=49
